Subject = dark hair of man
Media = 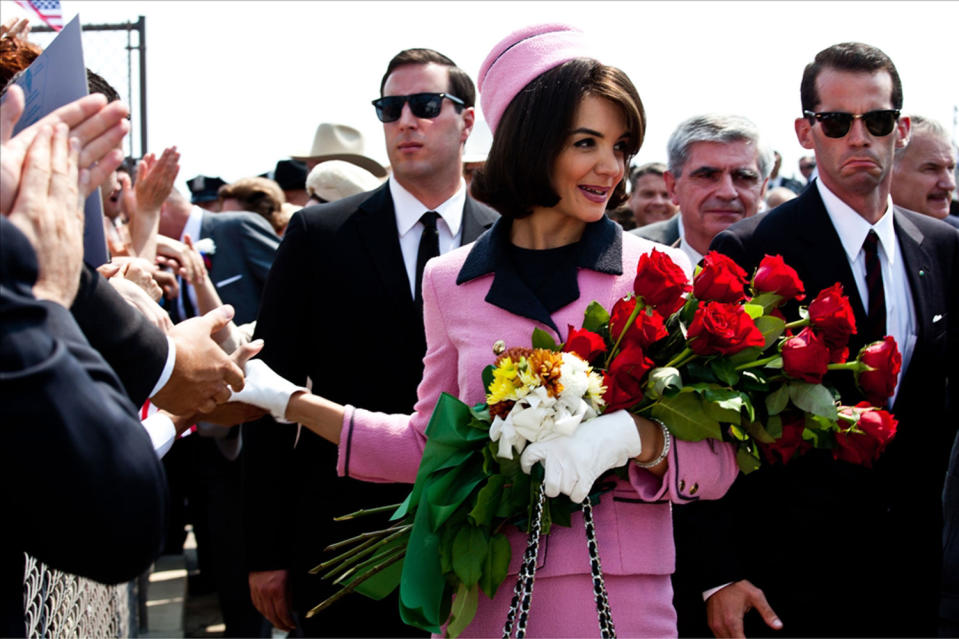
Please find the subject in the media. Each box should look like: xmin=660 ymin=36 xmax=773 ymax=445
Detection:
xmin=379 ymin=48 xmax=476 ymax=108
xmin=87 ymin=69 xmax=120 ymax=102
xmin=630 ymin=161 xmax=667 ymax=191
xmin=800 ymin=42 xmax=903 ymax=113
xmin=472 ymin=58 xmax=645 ymax=219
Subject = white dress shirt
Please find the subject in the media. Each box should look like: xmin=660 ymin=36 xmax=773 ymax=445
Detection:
xmin=390 ymin=176 xmax=466 ymax=299
xmin=676 ymin=217 xmax=704 ymax=268
xmin=816 ymin=179 xmax=916 ymax=406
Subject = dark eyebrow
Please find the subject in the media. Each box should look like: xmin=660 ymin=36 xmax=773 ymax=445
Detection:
xmin=689 ymin=166 xmax=721 ymax=178
xmin=569 ymin=127 xmax=603 ymax=137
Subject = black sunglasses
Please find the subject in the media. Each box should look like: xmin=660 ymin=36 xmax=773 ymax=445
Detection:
xmin=803 ymin=109 xmax=900 ymax=138
xmin=371 ymin=92 xmax=465 ymax=123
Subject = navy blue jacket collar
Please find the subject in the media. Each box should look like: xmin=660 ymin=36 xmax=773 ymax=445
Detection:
xmin=456 ymin=216 xmax=623 ymax=337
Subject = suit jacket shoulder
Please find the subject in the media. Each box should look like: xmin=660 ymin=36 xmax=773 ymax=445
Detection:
xmin=630 ymin=215 xmax=680 ymax=246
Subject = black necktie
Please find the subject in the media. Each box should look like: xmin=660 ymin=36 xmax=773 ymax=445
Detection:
xmin=862 ymin=230 xmax=886 ymax=342
xmin=415 ymin=211 xmax=440 ymax=304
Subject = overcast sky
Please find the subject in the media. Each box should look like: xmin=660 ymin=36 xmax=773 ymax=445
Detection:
xmin=7 ymin=0 xmax=958 ymax=193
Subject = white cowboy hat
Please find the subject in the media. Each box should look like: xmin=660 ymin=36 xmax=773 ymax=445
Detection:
xmin=291 ymin=123 xmax=386 ymax=177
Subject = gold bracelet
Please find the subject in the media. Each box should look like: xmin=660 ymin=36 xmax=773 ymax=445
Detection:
xmin=635 ymin=417 xmax=671 ymax=468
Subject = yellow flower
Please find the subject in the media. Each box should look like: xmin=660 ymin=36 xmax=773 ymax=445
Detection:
xmin=487 ymin=358 xmax=521 ymax=405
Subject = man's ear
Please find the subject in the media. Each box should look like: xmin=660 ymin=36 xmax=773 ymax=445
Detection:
xmin=795 ymin=117 xmax=815 ymax=150
xmin=460 ymin=106 xmax=475 ymax=144
xmin=895 ymin=114 xmax=911 ymax=149
xmin=664 ymin=170 xmax=680 ymax=206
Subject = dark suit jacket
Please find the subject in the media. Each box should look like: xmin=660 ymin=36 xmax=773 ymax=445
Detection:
xmin=199 ymin=210 xmax=279 ymax=325
xmin=242 ymin=183 xmax=497 ymax=635
xmin=630 ymin=214 xmax=680 ymax=247
xmin=0 ymin=217 xmax=168 ymax=637
xmin=675 ymin=184 xmax=959 ymax=636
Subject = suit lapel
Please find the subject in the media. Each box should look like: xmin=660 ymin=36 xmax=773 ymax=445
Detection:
xmin=354 ymin=185 xmax=416 ymax=310
xmin=893 ymin=208 xmax=932 ymax=340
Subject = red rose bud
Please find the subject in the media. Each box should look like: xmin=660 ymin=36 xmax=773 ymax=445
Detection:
xmin=609 ymin=297 xmax=638 ymax=343
xmin=602 ymin=342 xmax=654 ymax=412
xmin=564 ymin=325 xmax=607 ymax=363
xmin=693 ymin=251 xmax=749 ymax=303
xmin=856 ymin=336 xmax=901 ymax=406
xmin=834 ymin=403 xmax=898 ymax=467
xmin=760 ymin=415 xmax=810 ymax=465
xmin=634 ymin=248 xmax=691 ymax=316
xmin=610 ymin=299 xmax=668 ymax=350
xmin=687 ymin=301 xmax=766 ymax=356
xmin=781 ymin=327 xmax=830 ymax=383
xmin=808 ymin=283 xmax=857 ymax=361
xmin=752 ymin=254 xmax=805 ymax=301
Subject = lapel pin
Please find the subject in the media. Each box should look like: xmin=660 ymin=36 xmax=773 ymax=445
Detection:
xmin=492 ymin=340 xmax=506 ymax=355
xmin=918 ymin=269 xmax=925 ymax=277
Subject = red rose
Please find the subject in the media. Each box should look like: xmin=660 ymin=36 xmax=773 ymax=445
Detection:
xmin=781 ymin=327 xmax=830 ymax=383
xmin=687 ymin=301 xmax=766 ymax=356
xmin=808 ymin=283 xmax=857 ymax=362
xmin=564 ymin=325 xmax=607 ymax=363
xmin=760 ymin=414 xmax=810 ymax=464
xmin=752 ymin=254 xmax=805 ymax=301
xmin=603 ymin=342 xmax=654 ymax=412
xmin=693 ymin=251 xmax=749 ymax=303
xmin=610 ymin=298 xmax=668 ymax=349
xmin=834 ymin=403 xmax=898 ymax=467
xmin=634 ymin=248 xmax=691 ymax=316
xmin=856 ymin=336 xmax=902 ymax=406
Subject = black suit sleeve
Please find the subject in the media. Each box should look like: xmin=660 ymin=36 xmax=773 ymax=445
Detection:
xmin=242 ymin=211 xmax=314 ymax=571
xmin=1 ymin=219 xmax=168 ymax=585
xmin=68 ymin=264 xmax=169 ymax=405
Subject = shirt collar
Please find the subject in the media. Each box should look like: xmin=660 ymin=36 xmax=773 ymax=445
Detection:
xmin=389 ymin=175 xmax=466 ymax=237
xmin=676 ymin=216 xmax=704 ymax=266
xmin=182 ymin=206 xmax=205 ymax=242
xmin=816 ymin=178 xmax=897 ymax=265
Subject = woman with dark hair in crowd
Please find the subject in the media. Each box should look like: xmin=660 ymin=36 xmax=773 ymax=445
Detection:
xmin=235 ymin=23 xmax=738 ymax=636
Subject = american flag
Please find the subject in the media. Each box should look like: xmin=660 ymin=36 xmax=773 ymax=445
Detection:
xmin=14 ymin=0 xmax=63 ymax=31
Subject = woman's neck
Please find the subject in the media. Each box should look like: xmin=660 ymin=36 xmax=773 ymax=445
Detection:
xmin=510 ymin=207 xmax=587 ymax=249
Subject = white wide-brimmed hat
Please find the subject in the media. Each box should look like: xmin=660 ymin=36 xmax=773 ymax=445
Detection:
xmin=306 ymin=160 xmax=384 ymax=203
xmin=291 ymin=123 xmax=386 ymax=177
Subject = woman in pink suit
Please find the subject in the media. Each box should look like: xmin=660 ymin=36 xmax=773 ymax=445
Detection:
xmin=236 ymin=23 xmax=739 ymax=637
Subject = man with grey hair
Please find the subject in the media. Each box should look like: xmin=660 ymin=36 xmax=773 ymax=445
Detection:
xmin=891 ymin=114 xmax=958 ymax=228
xmin=631 ymin=114 xmax=771 ymax=266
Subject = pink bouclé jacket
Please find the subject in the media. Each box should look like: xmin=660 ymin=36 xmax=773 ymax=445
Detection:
xmin=336 ymin=219 xmax=739 ymax=636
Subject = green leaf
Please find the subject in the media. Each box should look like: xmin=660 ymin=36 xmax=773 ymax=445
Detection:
xmin=728 ymin=346 xmax=763 ymax=366
xmin=710 ymin=357 xmax=739 ymax=386
xmin=788 ymin=382 xmax=838 ymax=420
xmin=743 ymin=419 xmax=776 ymax=444
xmin=446 ymin=583 xmax=479 ymax=639
xmin=740 ymin=370 xmax=769 ymax=392
xmin=685 ymin=361 xmax=718 ymax=384
xmin=743 ymin=303 xmax=764 ymax=319
xmin=451 ymin=526 xmax=487 ymax=587
xmin=703 ymin=387 xmax=745 ymax=425
xmin=765 ymin=415 xmax=783 ymax=439
xmin=753 ymin=315 xmax=786 ymax=350
xmin=650 ymin=391 xmax=723 ymax=442
xmin=531 ymin=327 xmax=560 ymax=351
xmin=582 ymin=301 xmax=610 ymax=334
xmin=729 ymin=425 xmax=748 ymax=441
xmin=468 ymin=475 xmax=505 ymax=528
xmin=481 ymin=366 xmax=495 ymax=393
xmin=736 ymin=445 xmax=762 ymax=474
xmin=479 ymin=533 xmax=511 ymax=600
xmin=750 ymin=291 xmax=785 ymax=313
xmin=765 ymin=356 xmax=783 ymax=369
xmin=765 ymin=384 xmax=789 ymax=416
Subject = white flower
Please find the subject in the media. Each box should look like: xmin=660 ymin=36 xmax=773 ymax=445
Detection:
xmin=489 ymin=414 xmax=527 ymax=460
xmin=193 ymin=237 xmax=216 ymax=255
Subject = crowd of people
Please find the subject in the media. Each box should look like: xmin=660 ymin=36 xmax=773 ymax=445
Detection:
xmin=1 ymin=14 xmax=957 ymax=639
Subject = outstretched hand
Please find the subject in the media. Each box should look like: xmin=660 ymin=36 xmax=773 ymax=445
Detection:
xmin=706 ymin=580 xmax=782 ymax=638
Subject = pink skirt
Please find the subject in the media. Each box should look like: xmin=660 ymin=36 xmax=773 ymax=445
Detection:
xmin=452 ymin=573 xmax=677 ymax=638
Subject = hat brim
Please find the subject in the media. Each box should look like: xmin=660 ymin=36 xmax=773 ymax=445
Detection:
xmin=289 ymin=153 xmax=387 ymax=178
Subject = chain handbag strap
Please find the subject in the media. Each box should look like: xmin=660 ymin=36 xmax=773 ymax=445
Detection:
xmin=502 ymin=485 xmax=617 ymax=638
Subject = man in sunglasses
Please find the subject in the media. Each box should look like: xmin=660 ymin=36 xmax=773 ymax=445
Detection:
xmin=683 ymin=42 xmax=959 ymax=638
xmin=241 ymin=48 xmax=498 ymax=637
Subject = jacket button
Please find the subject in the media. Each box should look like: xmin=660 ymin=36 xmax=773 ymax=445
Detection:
xmin=690 ymin=483 xmax=699 ymax=495
xmin=679 ymin=479 xmax=686 ymax=491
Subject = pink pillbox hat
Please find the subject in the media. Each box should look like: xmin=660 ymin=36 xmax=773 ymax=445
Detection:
xmin=478 ymin=23 xmax=598 ymax=134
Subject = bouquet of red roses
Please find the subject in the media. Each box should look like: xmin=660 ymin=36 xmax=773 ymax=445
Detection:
xmin=556 ymin=248 xmax=900 ymax=472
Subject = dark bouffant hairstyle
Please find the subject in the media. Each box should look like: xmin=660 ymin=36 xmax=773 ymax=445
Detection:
xmin=472 ymin=58 xmax=645 ymax=219
xmin=801 ymin=42 xmax=903 ymax=113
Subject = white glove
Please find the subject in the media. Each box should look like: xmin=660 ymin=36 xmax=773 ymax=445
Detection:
xmin=228 ymin=359 xmax=307 ymax=423
xmin=519 ymin=410 xmax=642 ymax=503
